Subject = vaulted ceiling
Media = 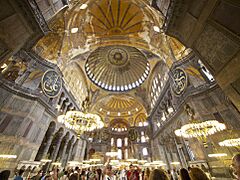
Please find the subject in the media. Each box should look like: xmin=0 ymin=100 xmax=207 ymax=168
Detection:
xmin=33 ymin=0 xmax=190 ymax=127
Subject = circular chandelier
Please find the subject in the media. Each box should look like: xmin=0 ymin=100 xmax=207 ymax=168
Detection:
xmin=175 ymin=120 xmax=226 ymax=140
xmin=59 ymin=111 xmax=104 ymax=136
xmin=106 ymin=151 xmax=118 ymax=157
xmin=219 ymin=138 xmax=240 ymax=147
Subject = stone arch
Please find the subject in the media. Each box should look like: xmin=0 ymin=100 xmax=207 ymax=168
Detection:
xmin=47 ymin=127 xmax=64 ymax=160
xmin=62 ymin=135 xmax=75 ymax=167
xmin=55 ymin=132 xmax=70 ymax=162
xmin=35 ymin=121 xmax=56 ymax=161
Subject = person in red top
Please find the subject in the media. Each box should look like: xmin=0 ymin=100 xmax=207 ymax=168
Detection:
xmin=127 ymin=164 xmax=139 ymax=180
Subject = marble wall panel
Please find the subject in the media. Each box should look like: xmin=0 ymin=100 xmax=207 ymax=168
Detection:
xmin=193 ymin=24 xmax=239 ymax=74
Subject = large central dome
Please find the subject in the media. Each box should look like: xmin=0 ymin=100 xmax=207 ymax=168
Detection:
xmin=85 ymin=45 xmax=150 ymax=91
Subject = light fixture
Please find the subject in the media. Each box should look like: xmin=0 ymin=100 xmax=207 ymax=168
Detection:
xmin=219 ymin=138 xmax=240 ymax=147
xmin=57 ymin=115 xmax=65 ymax=124
xmin=83 ymin=160 xmax=91 ymax=164
xmin=143 ymin=163 xmax=151 ymax=166
xmin=71 ymin=28 xmax=78 ymax=33
xmin=40 ymin=159 xmax=52 ymax=163
xmin=110 ymin=160 xmax=119 ymax=163
xmin=208 ymin=153 xmax=227 ymax=158
xmin=0 ymin=154 xmax=17 ymax=159
xmin=96 ymin=164 xmax=103 ymax=166
xmin=68 ymin=161 xmax=82 ymax=165
xmin=80 ymin=3 xmax=88 ymax=9
xmin=106 ymin=152 xmax=118 ymax=157
xmin=170 ymin=162 xmax=180 ymax=165
xmin=138 ymin=160 xmax=148 ymax=163
xmin=65 ymin=111 xmax=104 ymax=136
xmin=152 ymin=160 xmax=163 ymax=164
xmin=127 ymin=159 xmax=138 ymax=162
xmin=175 ymin=120 xmax=226 ymax=140
xmin=90 ymin=159 xmax=101 ymax=162
xmin=52 ymin=162 xmax=62 ymax=166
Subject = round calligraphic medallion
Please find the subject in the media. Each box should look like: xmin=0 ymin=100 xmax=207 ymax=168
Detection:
xmin=128 ymin=128 xmax=138 ymax=141
xmin=41 ymin=70 xmax=62 ymax=97
xmin=171 ymin=68 xmax=188 ymax=96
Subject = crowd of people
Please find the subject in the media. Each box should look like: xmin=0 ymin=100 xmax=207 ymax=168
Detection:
xmin=0 ymin=153 xmax=239 ymax=180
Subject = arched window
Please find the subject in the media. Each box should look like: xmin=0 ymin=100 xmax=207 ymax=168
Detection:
xmin=125 ymin=149 xmax=128 ymax=159
xmin=117 ymin=138 xmax=122 ymax=148
xmin=111 ymin=138 xmax=114 ymax=146
xmin=124 ymin=137 xmax=128 ymax=146
xmin=117 ymin=149 xmax=122 ymax=159
xmin=142 ymin=147 xmax=148 ymax=156
xmin=141 ymin=135 xmax=146 ymax=143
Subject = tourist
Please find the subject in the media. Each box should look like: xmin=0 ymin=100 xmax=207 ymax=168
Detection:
xmin=232 ymin=153 xmax=240 ymax=179
xmin=166 ymin=170 xmax=173 ymax=180
xmin=96 ymin=169 xmax=103 ymax=180
xmin=69 ymin=166 xmax=80 ymax=180
xmin=127 ymin=164 xmax=139 ymax=180
xmin=179 ymin=168 xmax=191 ymax=180
xmin=30 ymin=169 xmax=43 ymax=180
xmin=0 ymin=170 xmax=11 ymax=180
xmin=80 ymin=170 xmax=86 ymax=180
xmin=189 ymin=167 xmax=209 ymax=180
xmin=44 ymin=174 xmax=53 ymax=180
xmin=143 ymin=168 xmax=150 ymax=180
xmin=149 ymin=169 xmax=169 ymax=180
xmin=60 ymin=171 xmax=69 ymax=180
xmin=119 ymin=167 xmax=127 ymax=180
xmin=103 ymin=164 xmax=114 ymax=180
xmin=14 ymin=169 xmax=25 ymax=180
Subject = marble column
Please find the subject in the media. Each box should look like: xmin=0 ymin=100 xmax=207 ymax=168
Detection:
xmin=162 ymin=143 xmax=171 ymax=170
xmin=63 ymin=102 xmax=71 ymax=114
xmin=59 ymin=139 xmax=69 ymax=164
xmin=41 ymin=134 xmax=54 ymax=159
xmin=81 ymin=141 xmax=87 ymax=161
xmin=58 ymin=97 xmax=66 ymax=111
xmin=52 ymin=135 xmax=64 ymax=162
xmin=62 ymin=138 xmax=74 ymax=167
xmin=173 ymin=136 xmax=184 ymax=168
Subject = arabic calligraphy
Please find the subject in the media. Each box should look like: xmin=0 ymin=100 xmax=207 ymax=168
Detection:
xmin=171 ymin=68 xmax=188 ymax=96
xmin=41 ymin=70 xmax=62 ymax=97
xmin=128 ymin=128 xmax=138 ymax=141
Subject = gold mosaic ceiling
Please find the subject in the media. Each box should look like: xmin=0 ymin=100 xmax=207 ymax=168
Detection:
xmin=34 ymin=0 xmax=188 ymax=65
xmin=92 ymin=95 xmax=147 ymax=127
xmin=85 ymin=45 xmax=150 ymax=91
